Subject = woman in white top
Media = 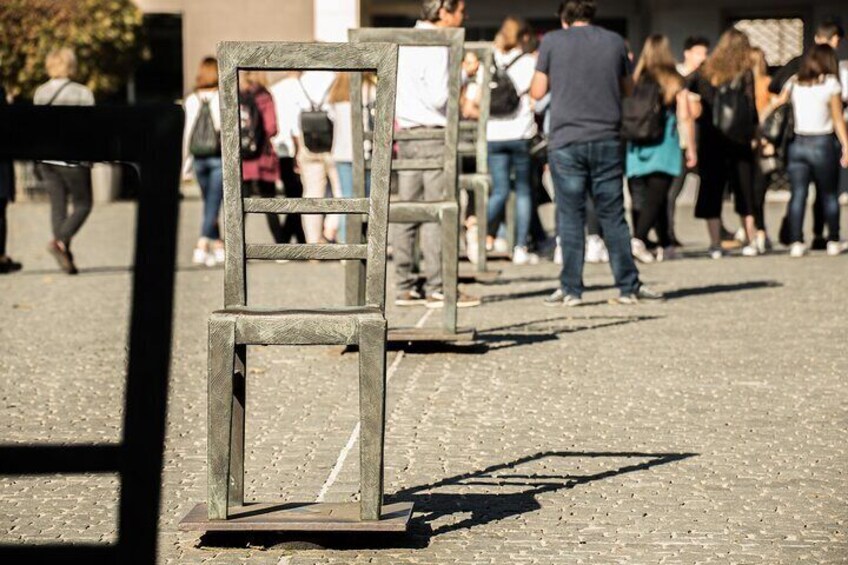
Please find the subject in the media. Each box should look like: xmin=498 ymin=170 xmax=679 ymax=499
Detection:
xmin=486 ymin=17 xmax=538 ymax=265
xmin=34 ymin=47 xmax=95 ymax=275
xmin=777 ymin=44 xmax=848 ymax=257
xmin=182 ymin=57 xmax=223 ymax=267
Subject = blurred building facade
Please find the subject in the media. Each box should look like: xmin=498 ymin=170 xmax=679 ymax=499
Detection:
xmin=130 ymin=0 xmax=847 ymax=101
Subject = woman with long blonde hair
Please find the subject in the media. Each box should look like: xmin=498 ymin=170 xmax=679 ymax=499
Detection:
xmin=689 ymin=28 xmax=759 ymax=258
xmin=626 ymin=34 xmax=697 ymax=263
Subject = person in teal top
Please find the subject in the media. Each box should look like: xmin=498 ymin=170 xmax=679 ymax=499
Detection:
xmin=626 ymin=35 xmax=698 ymax=263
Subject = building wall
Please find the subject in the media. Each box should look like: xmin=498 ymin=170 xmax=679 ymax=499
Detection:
xmin=134 ymin=0 xmax=315 ymax=94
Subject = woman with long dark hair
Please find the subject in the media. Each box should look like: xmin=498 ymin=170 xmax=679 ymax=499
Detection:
xmin=689 ymin=29 xmax=759 ymax=259
xmin=776 ymin=44 xmax=848 ymax=257
xmin=626 ymin=35 xmax=697 ymax=263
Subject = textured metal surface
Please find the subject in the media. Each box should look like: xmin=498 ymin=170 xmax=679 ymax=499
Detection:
xmin=204 ymin=41 xmax=400 ymax=526
xmin=0 ymin=105 xmax=182 ymax=564
xmin=179 ymin=502 xmax=413 ymax=532
xmin=349 ymin=28 xmax=465 ymax=335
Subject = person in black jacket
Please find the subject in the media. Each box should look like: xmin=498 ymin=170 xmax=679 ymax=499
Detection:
xmin=0 ymin=85 xmax=22 ymax=274
xmin=771 ymin=22 xmax=845 ymax=248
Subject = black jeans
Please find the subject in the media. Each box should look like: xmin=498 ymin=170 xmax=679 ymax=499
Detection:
xmin=40 ymin=163 xmax=93 ymax=247
xmin=630 ymin=173 xmax=673 ymax=248
xmin=279 ymin=157 xmax=306 ymax=243
xmin=0 ymin=198 xmax=7 ymax=256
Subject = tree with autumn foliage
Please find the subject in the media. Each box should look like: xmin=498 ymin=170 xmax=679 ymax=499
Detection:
xmin=0 ymin=0 xmax=144 ymax=100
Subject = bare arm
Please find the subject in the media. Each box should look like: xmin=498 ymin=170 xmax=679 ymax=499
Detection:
xmin=676 ymin=89 xmax=697 ymax=168
xmin=831 ymin=94 xmax=848 ymax=167
xmin=530 ymin=71 xmax=549 ymax=101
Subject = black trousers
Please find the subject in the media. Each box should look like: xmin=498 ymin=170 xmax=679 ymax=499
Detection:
xmin=630 ymin=173 xmax=673 ymax=248
xmin=279 ymin=157 xmax=306 ymax=243
xmin=0 ymin=198 xmax=7 ymax=256
xmin=39 ymin=163 xmax=93 ymax=247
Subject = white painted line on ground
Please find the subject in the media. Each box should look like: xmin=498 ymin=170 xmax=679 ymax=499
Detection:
xmin=315 ymin=307 xmax=430 ymax=502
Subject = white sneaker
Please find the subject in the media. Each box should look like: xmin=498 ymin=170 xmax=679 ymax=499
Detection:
xmin=741 ymin=244 xmax=759 ymax=257
xmin=734 ymin=227 xmax=747 ymax=244
xmin=585 ymin=234 xmax=605 ymax=263
xmin=789 ymin=242 xmax=807 ymax=258
xmin=708 ymin=246 xmax=724 ymax=260
xmin=204 ymin=252 xmax=217 ymax=268
xmin=631 ymin=238 xmax=655 ymax=263
xmin=493 ymin=238 xmax=509 ymax=254
xmin=755 ymin=231 xmax=769 ymax=255
xmin=213 ymin=246 xmax=225 ymax=264
xmin=512 ymin=246 xmax=540 ymax=266
xmin=826 ymin=240 xmax=848 ymax=256
xmin=466 ymin=224 xmax=479 ymax=265
xmin=192 ymin=247 xmax=207 ymax=265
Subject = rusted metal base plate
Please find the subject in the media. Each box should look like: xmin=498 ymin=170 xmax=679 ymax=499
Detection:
xmin=179 ymin=502 xmax=413 ymax=532
xmin=388 ymin=326 xmax=477 ymax=343
xmin=458 ymin=267 xmax=500 ymax=284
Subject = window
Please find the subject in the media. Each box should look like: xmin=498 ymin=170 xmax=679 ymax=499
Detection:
xmin=733 ymin=18 xmax=804 ymax=67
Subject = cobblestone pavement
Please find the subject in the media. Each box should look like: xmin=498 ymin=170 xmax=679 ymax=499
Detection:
xmin=1 ymin=199 xmax=846 ymax=564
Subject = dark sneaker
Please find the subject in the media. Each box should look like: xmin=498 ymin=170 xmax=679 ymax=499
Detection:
xmin=609 ymin=285 xmax=665 ymax=305
xmin=543 ymin=288 xmax=583 ymax=307
xmin=395 ymin=289 xmax=425 ymax=306
xmin=0 ymin=257 xmax=22 ymax=274
xmin=425 ymin=290 xmax=482 ymax=309
xmin=47 ymin=241 xmax=75 ymax=274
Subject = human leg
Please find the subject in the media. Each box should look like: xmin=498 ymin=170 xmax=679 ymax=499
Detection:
xmin=786 ymin=140 xmax=812 ymax=244
xmin=392 ymin=140 xmax=425 ymax=293
xmin=486 ymin=141 xmax=510 ymax=238
xmin=548 ymin=144 xmax=589 ymax=298
xmin=57 ymin=166 xmax=93 ymax=248
xmin=511 ymin=139 xmax=533 ymax=248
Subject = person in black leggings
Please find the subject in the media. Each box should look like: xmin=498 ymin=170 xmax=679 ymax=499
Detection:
xmin=0 ymin=86 xmax=21 ymax=274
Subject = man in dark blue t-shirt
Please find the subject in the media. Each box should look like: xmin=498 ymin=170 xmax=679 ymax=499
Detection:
xmin=531 ymin=0 xmax=662 ymax=306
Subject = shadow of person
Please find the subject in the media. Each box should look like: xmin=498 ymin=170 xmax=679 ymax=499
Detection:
xmin=664 ymin=280 xmax=781 ymax=300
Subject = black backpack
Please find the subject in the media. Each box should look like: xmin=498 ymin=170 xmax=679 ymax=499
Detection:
xmin=239 ymin=91 xmax=266 ymax=159
xmin=189 ymin=97 xmax=221 ymax=157
xmin=298 ymin=79 xmax=334 ymax=154
xmin=712 ymin=73 xmax=756 ymax=144
xmin=621 ymin=78 xmax=665 ymax=144
xmin=489 ymin=55 xmax=525 ymax=118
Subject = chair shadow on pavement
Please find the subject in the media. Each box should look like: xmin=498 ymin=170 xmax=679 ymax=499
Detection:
xmin=197 ymin=450 xmax=695 ymax=552
xmin=663 ymin=280 xmax=781 ymax=300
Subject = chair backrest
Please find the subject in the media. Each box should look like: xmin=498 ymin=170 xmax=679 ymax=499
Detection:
xmin=460 ymin=41 xmax=494 ymax=174
xmin=348 ymin=28 xmax=465 ymax=202
xmin=217 ymin=41 xmax=399 ymax=311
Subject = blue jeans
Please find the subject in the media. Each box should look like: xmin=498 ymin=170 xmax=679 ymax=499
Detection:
xmin=549 ymin=140 xmax=640 ymax=298
xmin=335 ymin=161 xmax=370 ymax=243
xmin=787 ymin=135 xmax=841 ymax=243
xmin=193 ymin=156 xmax=223 ymax=240
xmin=487 ymin=139 xmax=531 ymax=247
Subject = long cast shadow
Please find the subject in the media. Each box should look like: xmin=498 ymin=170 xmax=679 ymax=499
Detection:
xmin=198 ymin=450 xmax=696 ymax=551
xmin=664 ymin=280 xmax=781 ymax=300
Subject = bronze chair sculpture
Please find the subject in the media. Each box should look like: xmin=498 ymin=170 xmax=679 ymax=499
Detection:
xmin=180 ymin=40 xmax=412 ymax=532
xmin=346 ymin=27 xmax=475 ymax=342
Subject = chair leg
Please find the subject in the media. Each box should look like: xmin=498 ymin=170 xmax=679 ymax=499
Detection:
xmin=441 ymin=205 xmax=459 ymax=334
xmin=229 ymin=344 xmax=246 ymax=508
xmin=207 ymin=317 xmax=236 ymax=520
xmin=474 ymin=178 xmax=489 ymax=272
xmin=358 ymin=317 xmax=387 ymax=521
xmin=345 ymin=217 xmax=365 ymax=307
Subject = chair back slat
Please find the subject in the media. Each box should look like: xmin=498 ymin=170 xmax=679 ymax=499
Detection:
xmin=246 ymin=243 xmax=368 ymax=261
xmin=217 ymin=41 xmax=398 ymax=309
xmin=243 ymin=197 xmax=370 ymax=215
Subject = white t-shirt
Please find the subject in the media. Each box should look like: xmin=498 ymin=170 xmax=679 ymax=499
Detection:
xmin=785 ymin=75 xmax=842 ymax=135
xmin=395 ymin=21 xmax=450 ymax=129
xmin=487 ymin=48 xmax=538 ymax=142
xmin=269 ymin=72 xmax=335 ymax=157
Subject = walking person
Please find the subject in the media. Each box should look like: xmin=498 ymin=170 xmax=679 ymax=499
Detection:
xmin=688 ymin=29 xmax=759 ymax=259
xmin=625 ymin=35 xmax=697 ymax=263
xmin=667 ymin=36 xmax=709 ymax=246
xmin=269 ymin=72 xmax=307 ymax=245
xmin=34 ymin=47 xmax=94 ymax=275
xmin=775 ymin=44 xmax=848 ymax=257
xmin=183 ymin=56 xmax=224 ymax=267
xmin=393 ymin=0 xmax=479 ymax=308
xmin=293 ymin=71 xmax=342 ymax=244
xmin=0 ymin=86 xmax=21 ymax=274
xmin=531 ymin=0 xmax=662 ymax=306
xmin=486 ymin=16 xmax=539 ymax=265
xmin=239 ymin=71 xmax=282 ymax=241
